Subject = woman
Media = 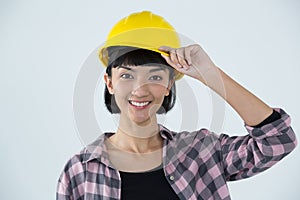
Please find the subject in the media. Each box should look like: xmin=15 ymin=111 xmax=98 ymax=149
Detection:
xmin=57 ymin=11 xmax=297 ymax=200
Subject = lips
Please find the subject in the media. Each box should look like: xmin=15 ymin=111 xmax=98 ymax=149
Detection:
xmin=128 ymin=100 xmax=151 ymax=108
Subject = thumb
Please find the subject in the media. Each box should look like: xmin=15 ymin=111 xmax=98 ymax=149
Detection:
xmin=158 ymin=46 xmax=172 ymax=52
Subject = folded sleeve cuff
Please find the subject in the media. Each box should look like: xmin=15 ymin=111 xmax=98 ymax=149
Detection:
xmin=244 ymin=108 xmax=291 ymax=139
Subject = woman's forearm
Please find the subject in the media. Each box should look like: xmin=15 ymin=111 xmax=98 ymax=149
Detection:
xmin=200 ymin=65 xmax=273 ymax=126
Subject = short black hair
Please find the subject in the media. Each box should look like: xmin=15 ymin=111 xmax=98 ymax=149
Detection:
xmin=104 ymin=46 xmax=176 ymax=114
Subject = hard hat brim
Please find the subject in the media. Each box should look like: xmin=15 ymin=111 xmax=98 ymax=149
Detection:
xmin=99 ymin=45 xmax=184 ymax=80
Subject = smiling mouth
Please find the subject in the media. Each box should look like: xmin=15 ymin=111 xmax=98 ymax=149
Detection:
xmin=128 ymin=100 xmax=151 ymax=107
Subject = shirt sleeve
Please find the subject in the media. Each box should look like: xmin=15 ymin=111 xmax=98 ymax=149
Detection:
xmin=219 ymin=108 xmax=297 ymax=181
xmin=56 ymin=154 xmax=85 ymax=200
xmin=56 ymin=161 xmax=73 ymax=200
xmin=56 ymin=181 xmax=72 ymax=200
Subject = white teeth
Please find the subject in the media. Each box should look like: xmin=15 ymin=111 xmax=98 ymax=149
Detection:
xmin=130 ymin=101 xmax=150 ymax=107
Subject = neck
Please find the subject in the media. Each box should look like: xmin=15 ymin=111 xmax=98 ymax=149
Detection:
xmin=110 ymin=115 xmax=163 ymax=153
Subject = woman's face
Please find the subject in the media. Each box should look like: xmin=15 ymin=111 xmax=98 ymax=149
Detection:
xmin=105 ymin=65 xmax=173 ymax=125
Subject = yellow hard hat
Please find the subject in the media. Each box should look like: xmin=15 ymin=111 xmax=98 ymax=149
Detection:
xmin=99 ymin=11 xmax=184 ymax=80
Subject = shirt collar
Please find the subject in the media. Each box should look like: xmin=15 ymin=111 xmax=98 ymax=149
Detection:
xmin=82 ymin=124 xmax=174 ymax=164
xmin=158 ymin=124 xmax=174 ymax=140
xmin=82 ymin=132 xmax=113 ymax=165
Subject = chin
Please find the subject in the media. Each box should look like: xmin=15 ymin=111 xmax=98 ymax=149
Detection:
xmin=131 ymin=111 xmax=160 ymax=126
xmin=130 ymin=115 xmax=152 ymax=126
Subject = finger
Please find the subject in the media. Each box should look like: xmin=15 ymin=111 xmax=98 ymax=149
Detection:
xmin=176 ymin=48 xmax=190 ymax=70
xmin=161 ymin=54 xmax=183 ymax=71
xmin=158 ymin=46 xmax=173 ymax=53
xmin=161 ymin=54 xmax=174 ymax=67
xmin=161 ymin=53 xmax=170 ymax=62
xmin=169 ymin=49 xmax=182 ymax=69
xmin=184 ymin=47 xmax=192 ymax=66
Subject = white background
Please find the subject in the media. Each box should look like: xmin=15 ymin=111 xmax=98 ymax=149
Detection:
xmin=1 ymin=0 xmax=299 ymax=199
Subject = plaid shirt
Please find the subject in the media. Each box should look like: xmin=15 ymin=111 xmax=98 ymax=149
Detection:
xmin=57 ymin=108 xmax=297 ymax=200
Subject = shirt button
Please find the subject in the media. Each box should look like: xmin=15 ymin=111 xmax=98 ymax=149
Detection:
xmin=169 ymin=175 xmax=174 ymax=181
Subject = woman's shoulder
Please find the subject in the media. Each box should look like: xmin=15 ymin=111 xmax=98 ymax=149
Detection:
xmin=160 ymin=125 xmax=222 ymax=163
xmin=61 ymin=132 xmax=112 ymax=172
xmin=159 ymin=124 xmax=218 ymax=141
xmin=160 ymin=125 xmax=221 ymax=153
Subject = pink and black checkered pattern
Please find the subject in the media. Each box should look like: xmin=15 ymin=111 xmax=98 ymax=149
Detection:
xmin=57 ymin=108 xmax=297 ymax=200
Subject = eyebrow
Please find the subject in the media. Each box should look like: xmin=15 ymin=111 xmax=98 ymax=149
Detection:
xmin=149 ymin=66 xmax=167 ymax=73
xmin=116 ymin=66 xmax=133 ymax=71
xmin=116 ymin=66 xmax=166 ymax=73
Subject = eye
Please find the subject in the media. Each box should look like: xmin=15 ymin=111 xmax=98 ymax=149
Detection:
xmin=120 ymin=74 xmax=134 ymax=79
xmin=149 ymin=75 xmax=162 ymax=81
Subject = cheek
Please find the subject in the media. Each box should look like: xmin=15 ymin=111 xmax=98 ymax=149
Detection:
xmin=112 ymin=79 xmax=132 ymax=94
xmin=151 ymin=85 xmax=168 ymax=99
xmin=115 ymin=84 xmax=131 ymax=94
xmin=113 ymin=86 xmax=131 ymax=107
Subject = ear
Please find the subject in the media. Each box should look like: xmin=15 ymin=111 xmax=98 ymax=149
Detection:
xmin=104 ymin=73 xmax=114 ymax=94
xmin=165 ymin=78 xmax=175 ymax=96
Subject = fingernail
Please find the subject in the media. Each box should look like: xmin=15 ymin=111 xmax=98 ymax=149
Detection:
xmin=182 ymin=65 xmax=188 ymax=70
xmin=177 ymin=64 xmax=182 ymax=68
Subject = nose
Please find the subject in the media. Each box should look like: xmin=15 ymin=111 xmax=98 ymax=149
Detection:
xmin=131 ymin=81 xmax=150 ymax=97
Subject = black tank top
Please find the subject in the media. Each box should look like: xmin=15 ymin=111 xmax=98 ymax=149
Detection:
xmin=120 ymin=167 xmax=180 ymax=200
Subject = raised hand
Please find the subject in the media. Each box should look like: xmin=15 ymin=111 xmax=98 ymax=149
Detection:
xmin=159 ymin=44 xmax=217 ymax=82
